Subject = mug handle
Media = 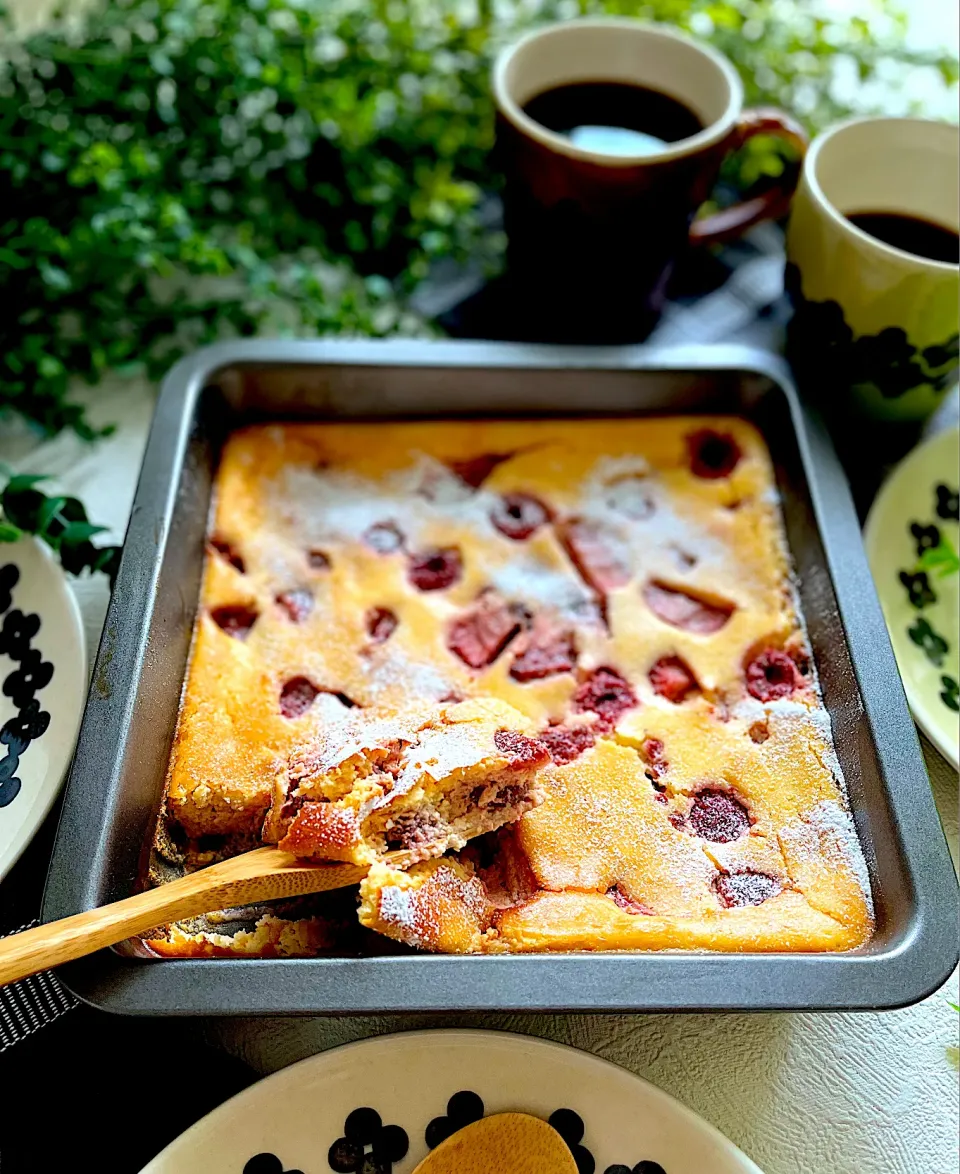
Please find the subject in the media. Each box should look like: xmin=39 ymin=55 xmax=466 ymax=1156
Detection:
xmin=688 ymin=108 xmax=809 ymax=247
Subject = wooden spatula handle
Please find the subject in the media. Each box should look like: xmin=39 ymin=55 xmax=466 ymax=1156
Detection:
xmin=0 ymin=848 xmax=366 ymax=987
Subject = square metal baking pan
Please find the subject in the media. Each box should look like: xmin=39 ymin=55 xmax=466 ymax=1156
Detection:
xmin=43 ymin=339 xmax=959 ymax=1015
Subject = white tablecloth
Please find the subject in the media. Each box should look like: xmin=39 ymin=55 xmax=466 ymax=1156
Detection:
xmin=4 ymin=374 xmax=958 ymax=1174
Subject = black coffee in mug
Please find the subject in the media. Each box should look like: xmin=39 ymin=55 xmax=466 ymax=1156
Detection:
xmin=492 ymin=20 xmax=807 ymax=343
xmin=845 ymin=211 xmax=959 ymax=264
xmin=522 ymin=81 xmax=704 ymax=157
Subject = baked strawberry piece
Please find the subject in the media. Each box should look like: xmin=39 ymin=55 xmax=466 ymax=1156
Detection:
xmin=276 ymin=588 xmax=313 ymax=623
xmin=714 ymin=871 xmax=781 ymax=908
xmin=643 ymin=581 xmax=734 ymax=634
xmin=683 ymin=789 xmax=750 ymax=843
xmin=509 ymin=618 xmax=577 ymax=682
xmin=448 ymin=592 xmax=528 ymax=669
xmin=210 ymin=604 xmax=258 ymax=639
xmin=366 ymin=607 xmax=398 ymax=644
xmin=278 ymin=679 xmax=356 ymax=720
xmin=607 ymin=885 xmax=653 ymax=915
xmin=210 ymin=537 xmax=245 ymax=573
xmin=557 ymin=517 xmax=630 ymax=595
xmin=538 ymin=723 xmax=596 ymax=765
xmin=449 ymin=452 xmax=512 ymax=488
xmin=638 ymin=736 xmax=668 ymax=788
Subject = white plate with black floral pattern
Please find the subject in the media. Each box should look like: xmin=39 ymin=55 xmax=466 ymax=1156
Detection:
xmin=140 ymin=1030 xmax=764 ymax=1174
xmin=0 ymin=536 xmax=86 ymax=880
xmin=865 ymin=425 xmax=960 ymax=770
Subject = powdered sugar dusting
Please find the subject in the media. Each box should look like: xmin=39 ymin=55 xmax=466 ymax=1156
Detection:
xmin=276 ymin=455 xmax=504 ymax=550
xmin=488 ymin=554 xmax=597 ymax=623
xmin=377 ymin=883 xmax=421 ymax=937
xmin=785 ymin=801 xmax=874 ymax=913
xmin=731 ymin=697 xmax=768 ymax=726
xmin=310 ymin=691 xmax=359 ymax=725
xmin=278 ymin=465 xmax=404 ymax=546
xmin=401 ymin=720 xmax=493 ymax=786
xmin=766 ymin=699 xmax=847 ymax=791
xmin=807 ymin=800 xmax=873 ymax=910
xmin=366 ymin=649 xmax=455 ymax=703
xmin=581 ymin=459 xmax=732 ymax=580
xmin=587 ymin=454 xmax=652 ymax=484
xmin=731 ymin=696 xmax=847 ymax=796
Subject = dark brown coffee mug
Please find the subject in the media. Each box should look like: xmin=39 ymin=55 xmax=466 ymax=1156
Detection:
xmin=493 ymin=19 xmax=807 ymax=342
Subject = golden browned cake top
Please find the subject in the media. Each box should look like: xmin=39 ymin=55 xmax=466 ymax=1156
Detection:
xmin=163 ymin=416 xmax=874 ymax=955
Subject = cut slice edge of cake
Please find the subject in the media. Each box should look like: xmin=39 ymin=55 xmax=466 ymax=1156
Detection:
xmin=263 ymin=697 xmax=554 ymax=868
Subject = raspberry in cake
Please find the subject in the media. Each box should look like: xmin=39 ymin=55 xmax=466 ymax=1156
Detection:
xmin=210 ymin=537 xmax=245 ymax=573
xmin=687 ymin=428 xmax=742 ymax=479
xmin=491 ymin=493 xmax=551 ymax=540
xmin=572 ymin=666 xmax=638 ymax=730
xmin=538 ymin=723 xmax=596 ymax=766
xmin=745 ymin=648 xmax=803 ymax=701
xmin=276 ymin=588 xmax=313 ymax=623
xmin=366 ymin=607 xmax=399 ymax=644
xmin=408 ymin=546 xmax=463 ymax=591
xmin=210 ymin=603 xmax=258 ymax=639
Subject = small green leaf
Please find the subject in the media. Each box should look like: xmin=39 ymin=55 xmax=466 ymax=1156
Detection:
xmin=3 ymin=473 xmax=49 ymax=495
xmin=36 ymin=494 xmax=67 ymax=536
xmin=0 ymin=473 xmax=118 ymax=579
xmin=0 ymin=247 xmax=29 ymax=269
xmin=917 ymin=538 xmax=960 ymax=580
xmin=59 ymin=520 xmax=108 ymax=544
xmin=57 ymin=497 xmax=88 ymax=524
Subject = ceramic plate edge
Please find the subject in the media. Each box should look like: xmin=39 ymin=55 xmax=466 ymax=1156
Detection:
xmin=139 ymin=1028 xmax=764 ymax=1174
xmin=863 ymin=425 xmax=960 ymax=771
xmin=0 ymin=536 xmax=87 ymax=880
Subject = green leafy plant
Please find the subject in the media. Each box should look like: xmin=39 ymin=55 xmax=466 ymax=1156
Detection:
xmin=917 ymin=537 xmax=960 ymax=580
xmin=0 ymin=0 xmax=956 ymax=443
xmin=0 ymin=471 xmax=122 ymax=581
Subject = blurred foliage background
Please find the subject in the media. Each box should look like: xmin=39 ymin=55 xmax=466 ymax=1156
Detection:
xmin=0 ymin=0 xmax=957 ymax=440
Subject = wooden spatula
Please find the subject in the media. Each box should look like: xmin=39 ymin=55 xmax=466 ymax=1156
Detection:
xmin=413 ymin=1114 xmax=579 ymax=1174
xmin=0 ymin=846 xmax=368 ymax=987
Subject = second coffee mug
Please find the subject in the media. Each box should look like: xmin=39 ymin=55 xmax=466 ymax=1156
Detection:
xmin=785 ymin=117 xmax=959 ymax=424
xmin=493 ymin=19 xmax=806 ymax=342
